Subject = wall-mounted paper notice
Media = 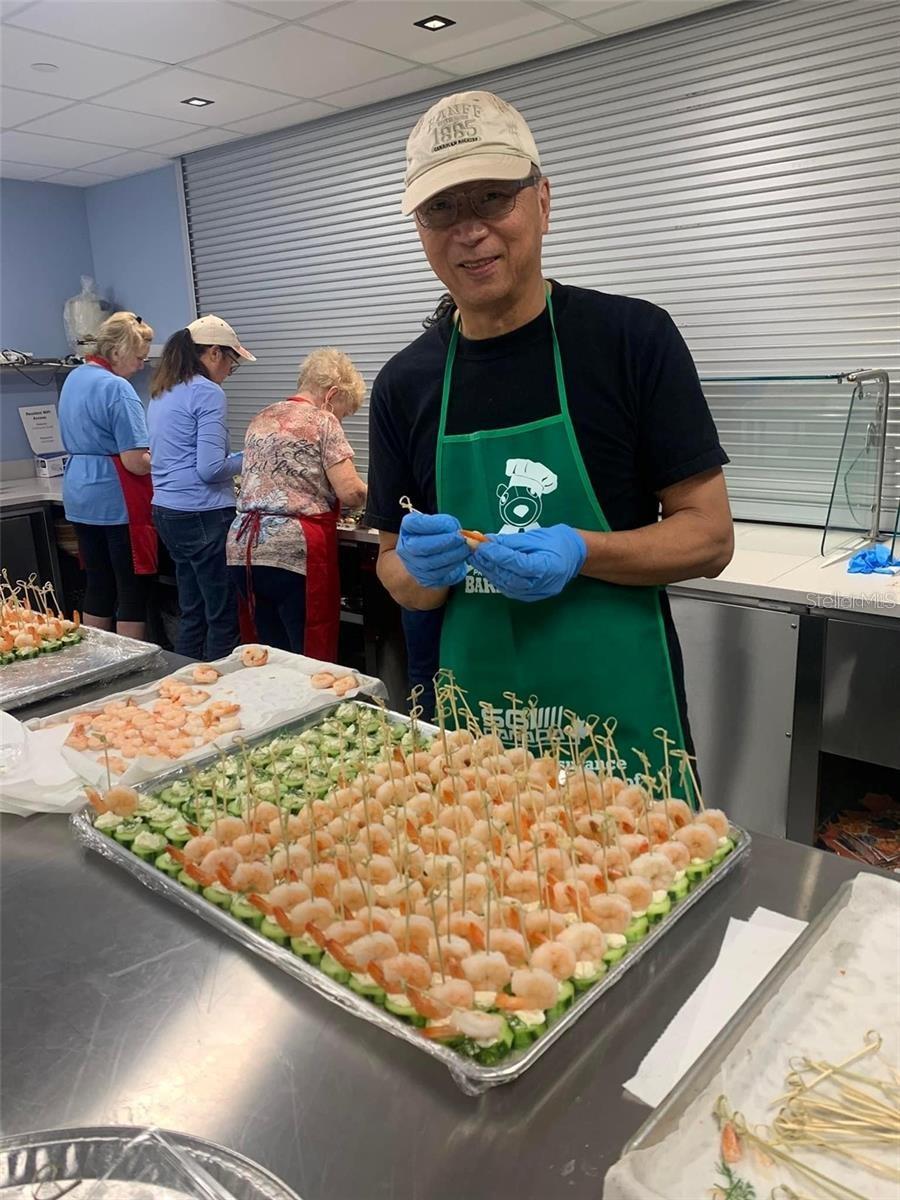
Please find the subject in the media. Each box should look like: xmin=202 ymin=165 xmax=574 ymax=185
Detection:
xmin=18 ymin=405 xmax=64 ymax=455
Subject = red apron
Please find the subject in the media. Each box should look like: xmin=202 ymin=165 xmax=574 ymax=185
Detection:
xmin=234 ymin=395 xmax=341 ymax=661
xmin=87 ymin=355 xmax=158 ymax=574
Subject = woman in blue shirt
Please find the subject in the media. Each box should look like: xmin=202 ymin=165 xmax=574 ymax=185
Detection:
xmin=58 ymin=311 xmax=155 ymax=640
xmin=148 ymin=315 xmax=255 ymax=660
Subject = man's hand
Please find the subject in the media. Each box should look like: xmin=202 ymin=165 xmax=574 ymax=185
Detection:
xmin=472 ymin=525 xmax=587 ymax=602
xmin=396 ymin=512 xmax=471 ymax=589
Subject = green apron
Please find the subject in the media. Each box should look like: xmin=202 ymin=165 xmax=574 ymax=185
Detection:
xmin=436 ymin=288 xmax=687 ymax=785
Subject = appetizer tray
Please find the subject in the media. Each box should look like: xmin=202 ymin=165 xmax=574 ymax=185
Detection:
xmin=72 ymin=702 xmax=751 ymax=1096
xmin=0 ymin=1125 xmax=301 ymax=1199
xmin=0 ymin=626 xmax=160 ymax=711
xmin=603 ymin=872 xmax=900 ymax=1200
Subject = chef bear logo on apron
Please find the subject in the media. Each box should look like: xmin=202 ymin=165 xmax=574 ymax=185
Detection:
xmin=496 ymin=458 xmax=558 ymax=533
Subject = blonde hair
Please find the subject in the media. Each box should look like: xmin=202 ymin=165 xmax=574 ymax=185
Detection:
xmin=297 ymin=347 xmax=366 ymax=415
xmin=94 ymin=311 xmax=153 ymax=362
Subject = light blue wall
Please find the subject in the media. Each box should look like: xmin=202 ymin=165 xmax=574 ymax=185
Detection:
xmin=85 ymin=163 xmax=195 ymax=347
xmin=0 ymin=179 xmax=94 ymax=356
xmin=0 ymin=165 xmax=194 ymax=460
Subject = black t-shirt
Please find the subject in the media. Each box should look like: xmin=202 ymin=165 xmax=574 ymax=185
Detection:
xmin=364 ymin=281 xmax=728 ymax=739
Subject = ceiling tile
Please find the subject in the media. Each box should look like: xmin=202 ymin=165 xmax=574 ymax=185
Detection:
xmin=17 ymin=102 xmax=205 ymax=148
xmin=0 ymin=158 xmax=57 ymax=181
xmin=1 ymin=86 xmax=73 ymax=128
xmin=0 ymin=26 xmax=161 ymax=98
xmin=322 ymin=64 xmax=449 ymax=110
xmin=222 ymin=99 xmax=337 ymax=136
xmin=533 ymin=0 xmax=621 ymax=17
xmin=76 ymin=149 xmax=171 ymax=176
xmin=578 ymin=0 xmax=732 ymax=34
xmin=188 ymin=24 xmax=411 ymax=99
xmin=440 ymin=21 xmax=595 ymax=76
xmin=0 ymin=2 xmax=35 ymax=17
xmin=147 ymin=126 xmax=244 ymax=157
xmin=7 ymin=1 xmax=280 ymax=65
xmin=98 ymin=68 xmax=299 ymax=127
xmin=0 ymin=128 xmax=125 ymax=167
xmin=304 ymin=1 xmax=560 ymax=65
xmin=43 ymin=167 xmax=118 ymax=186
xmin=235 ymin=0 xmax=343 ymax=17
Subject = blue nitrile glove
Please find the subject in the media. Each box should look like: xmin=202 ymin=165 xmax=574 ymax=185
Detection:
xmin=847 ymin=544 xmax=900 ymax=575
xmin=396 ymin=511 xmax=471 ymax=589
xmin=471 ymin=525 xmax=588 ymax=602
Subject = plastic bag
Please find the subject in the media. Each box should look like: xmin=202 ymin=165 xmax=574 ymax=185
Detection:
xmin=64 ymin=275 xmax=107 ymax=351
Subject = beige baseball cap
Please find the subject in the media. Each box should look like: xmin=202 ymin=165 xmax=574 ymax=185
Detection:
xmin=187 ymin=314 xmax=256 ymax=361
xmin=402 ymin=90 xmax=541 ymax=216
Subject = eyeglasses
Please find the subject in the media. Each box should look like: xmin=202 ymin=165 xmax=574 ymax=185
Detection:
xmin=223 ymin=347 xmax=241 ymax=373
xmin=415 ymin=176 xmax=539 ymax=230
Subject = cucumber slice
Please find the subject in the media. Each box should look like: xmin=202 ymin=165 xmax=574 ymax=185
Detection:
xmin=574 ymin=963 xmax=608 ymax=991
xmin=178 ymin=869 xmax=201 ymax=893
xmin=113 ymin=822 xmax=142 ymax=846
xmin=473 ymin=1018 xmax=515 ymax=1065
xmin=202 ymin=883 xmax=234 ymax=910
xmin=320 ymin=953 xmax=351 ymax=984
xmin=154 ymin=851 xmax=181 ymax=877
xmin=668 ymin=877 xmax=690 ymax=901
xmin=602 ymin=946 xmax=628 ymax=966
xmin=384 ymin=996 xmax=427 ymax=1027
xmin=232 ymin=897 xmax=266 ymax=929
xmin=348 ymin=974 xmax=386 ymax=1005
xmin=163 ymin=823 xmax=191 ymax=848
xmin=546 ymin=979 xmax=575 ymax=1024
xmin=290 ymin=935 xmax=323 ymax=964
xmin=686 ymin=860 xmax=713 ymax=885
xmin=132 ymin=832 xmax=167 ymax=861
xmin=625 ymin=915 xmax=650 ymax=943
xmin=259 ymin=917 xmax=289 ymax=947
xmin=646 ymin=895 xmax=672 ymax=924
xmin=712 ymin=837 xmax=735 ymax=866
xmin=508 ymin=1015 xmax=547 ymax=1046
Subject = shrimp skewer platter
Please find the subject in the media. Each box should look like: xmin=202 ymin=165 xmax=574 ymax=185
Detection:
xmin=79 ymin=683 xmax=747 ymax=1083
xmin=0 ymin=574 xmax=82 ymax=665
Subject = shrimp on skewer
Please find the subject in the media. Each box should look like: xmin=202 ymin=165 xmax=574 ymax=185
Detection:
xmin=614 ymin=874 xmax=653 ymax=913
xmin=495 ymin=967 xmax=558 ymax=1011
xmin=530 ymin=940 xmax=576 ymax=981
xmin=696 ymin=808 xmax=730 ymax=839
xmin=629 ymin=852 xmax=676 ymax=890
xmin=675 ymin=821 xmax=719 ymax=861
xmin=588 ymin=893 xmax=633 ymax=934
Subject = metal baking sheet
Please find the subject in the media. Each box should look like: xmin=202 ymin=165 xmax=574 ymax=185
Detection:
xmin=618 ymin=879 xmax=854 ymax=1160
xmin=0 ymin=1124 xmax=301 ymax=1199
xmin=71 ymin=704 xmax=752 ymax=1096
xmin=0 ymin=627 xmax=160 ymax=711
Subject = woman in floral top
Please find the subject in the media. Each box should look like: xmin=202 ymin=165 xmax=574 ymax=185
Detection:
xmin=226 ymin=348 xmax=367 ymax=657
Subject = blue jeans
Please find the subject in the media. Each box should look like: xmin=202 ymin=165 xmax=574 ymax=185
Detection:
xmin=153 ymin=506 xmax=239 ymax=660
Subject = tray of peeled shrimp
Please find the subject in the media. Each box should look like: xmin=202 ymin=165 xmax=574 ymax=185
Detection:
xmin=17 ymin=646 xmax=386 ymax=810
xmin=71 ymin=697 xmax=751 ymax=1095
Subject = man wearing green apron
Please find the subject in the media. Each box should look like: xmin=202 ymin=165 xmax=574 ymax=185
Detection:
xmin=364 ymin=90 xmax=734 ymax=780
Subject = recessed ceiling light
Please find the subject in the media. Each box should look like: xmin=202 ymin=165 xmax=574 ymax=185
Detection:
xmin=30 ymin=62 xmax=59 ymax=72
xmin=414 ymin=14 xmax=455 ymax=31
xmin=181 ymin=96 xmax=214 ymax=107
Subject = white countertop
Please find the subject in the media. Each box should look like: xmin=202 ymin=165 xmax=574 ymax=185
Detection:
xmin=672 ymin=522 xmax=899 ymax=620
xmin=0 ymin=476 xmax=63 ymax=508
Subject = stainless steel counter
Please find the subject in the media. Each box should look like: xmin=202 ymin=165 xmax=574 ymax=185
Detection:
xmin=0 ymin=661 xmax=879 ymax=1199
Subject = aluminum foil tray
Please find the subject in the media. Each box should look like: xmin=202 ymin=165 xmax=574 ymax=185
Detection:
xmin=0 ymin=1125 xmax=301 ymax=1199
xmin=71 ymin=705 xmax=752 ymax=1096
xmin=0 ymin=627 xmax=160 ymax=712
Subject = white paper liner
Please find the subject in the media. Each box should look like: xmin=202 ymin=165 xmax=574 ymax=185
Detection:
xmin=69 ymin=722 xmax=752 ymax=1096
xmin=603 ymin=872 xmax=900 ymax=1200
xmin=5 ymin=647 xmax=385 ymax=815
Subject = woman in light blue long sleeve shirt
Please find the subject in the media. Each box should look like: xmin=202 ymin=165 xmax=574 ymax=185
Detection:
xmin=148 ymin=315 xmax=256 ymax=660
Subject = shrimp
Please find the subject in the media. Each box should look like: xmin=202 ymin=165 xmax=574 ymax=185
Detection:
xmin=327 ymin=918 xmax=368 ymax=946
xmin=575 ymin=864 xmax=607 ymax=895
xmin=588 ymin=893 xmax=633 ymax=934
xmin=495 ymin=967 xmax=559 ymax=1011
xmin=448 ymin=873 xmax=488 ymax=912
xmin=101 ymin=785 xmax=140 ymax=817
xmin=178 ymin=688 xmax=210 ymax=707
xmin=371 ymin=952 xmax=432 ymax=990
xmin=192 ymin=664 xmax=221 ymax=684
xmin=658 ymin=840 xmax=691 ymax=871
xmin=361 ymin=854 xmax=397 ymax=886
xmin=505 ymin=870 xmax=541 ymax=904
xmin=650 ymin=798 xmax=693 ymax=829
xmin=265 ymin=881 xmax=312 ymax=911
xmin=390 ymin=914 xmax=433 ymax=956
xmin=270 ymin=843 xmax=311 ymax=879
xmin=460 ymin=950 xmax=512 ymax=991
xmin=209 ymin=815 xmax=248 ymax=844
xmin=345 ymin=932 xmax=399 ymax=970
xmin=222 ymin=862 xmax=275 ymax=894
xmin=430 ymin=978 xmax=475 ymax=1010
xmin=548 ymin=879 xmax=589 ymax=915
xmin=675 ymin=821 xmax=719 ymax=861
xmin=182 ymin=833 xmax=219 ymax=864
xmin=604 ymin=805 xmax=638 ymax=835
xmin=557 ymin=922 xmax=606 ymax=966
xmin=332 ymin=673 xmax=358 ymax=697
xmin=241 ymin=645 xmax=269 ymax=667
xmin=273 ymin=898 xmax=335 ymax=934
xmin=530 ymin=940 xmax=576 ymax=981
xmin=310 ymin=671 xmax=336 ymax=689
xmin=231 ymin=833 xmax=272 ymax=861
xmin=697 ymin=808 xmax=730 ymax=839
xmin=619 ymin=833 xmax=650 ymax=859
xmin=439 ymin=913 xmax=486 ymax=950
xmin=613 ymin=783 xmax=650 ymax=814
xmin=335 ymin=877 xmax=369 ymax=914
xmin=629 ymin=852 xmax=676 ymax=890
xmin=488 ymin=927 xmax=529 ymax=966
xmin=426 ymin=1009 xmax=508 ymax=1042
xmin=199 ymin=847 xmax=242 ymax=877
xmin=524 ymin=909 xmax=567 ymax=945
xmin=614 ymin=874 xmax=653 ymax=913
